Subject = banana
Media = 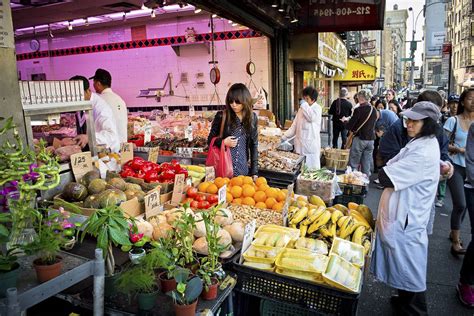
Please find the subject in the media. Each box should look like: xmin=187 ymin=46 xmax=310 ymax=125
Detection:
xmin=349 ymin=210 xmax=371 ymax=228
xmin=299 ymin=224 xmax=308 ymax=237
xmin=301 ymin=206 xmax=326 ymax=225
xmin=319 ymin=224 xmax=332 ymax=238
xmin=362 ymin=237 xmax=372 ymax=256
xmin=289 ymin=224 xmax=297 ymax=229
xmin=329 ymin=223 xmax=337 ymax=238
xmin=337 ymin=215 xmax=351 ymax=228
xmin=290 ymin=207 xmax=309 ymax=225
xmin=338 ymin=216 xmax=356 ymax=239
xmin=351 ymin=226 xmax=367 ymax=244
xmin=331 ymin=210 xmax=344 ymax=224
xmin=307 ymin=210 xmax=331 ymax=234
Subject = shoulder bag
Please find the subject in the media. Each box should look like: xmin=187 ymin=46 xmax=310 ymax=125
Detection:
xmin=206 ymin=112 xmax=233 ymax=178
xmin=344 ymin=106 xmax=374 ymax=150
xmin=448 ymin=116 xmax=458 ymax=156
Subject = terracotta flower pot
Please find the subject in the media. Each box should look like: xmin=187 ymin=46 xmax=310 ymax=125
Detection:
xmin=0 ymin=263 xmax=20 ymax=298
xmin=173 ymin=299 xmax=198 ymax=316
xmin=33 ymin=256 xmax=62 ymax=283
xmin=158 ymin=271 xmax=176 ymax=293
xmin=201 ymin=277 xmax=219 ymax=301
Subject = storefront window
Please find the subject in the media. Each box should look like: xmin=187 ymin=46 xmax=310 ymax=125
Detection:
xmin=303 ymin=71 xmax=329 ymax=109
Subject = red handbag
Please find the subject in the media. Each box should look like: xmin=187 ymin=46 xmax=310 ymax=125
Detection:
xmin=206 ymin=112 xmax=234 ymax=178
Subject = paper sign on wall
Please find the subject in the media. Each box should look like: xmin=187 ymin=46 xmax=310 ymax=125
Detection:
xmin=147 ymin=147 xmax=160 ymax=163
xmin=239 ymin=220 xmax=256 ymax=264
xmin=205 ymin=167 xmax=215 ymax=182
xmin=218 ymin=185 xmax=227 ymax=205
xmin=282 ymin=183 xmax=294 ymax=226
xmin=171 ymin=173 xmax=186 ymax=204
xmin=120 ymin=143 xmax=134 ymax=165
xmin=163 ymin=105 xmax=169 ymax=115
xmin=145 ymin=187 xmax=161 ymax=219
xmin=70 ymin=152 xmax=93 ymax=182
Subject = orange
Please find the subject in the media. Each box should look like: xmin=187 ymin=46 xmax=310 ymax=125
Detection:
xmin=258 ymin=184 xmax=270 ymax=191
xmin=265 ymin=197 xmax=277 ymax=209
xmin=230 ymin=186 xmax=243 ymax=198
xmin=223 ymin=177 xmax=230 ymax=185
xmin=255 ymin=202 xmax=267 ymax=209
xmin=265 ymin=188 xmax=279 ymax=199
xmin=254 ymin=191 xmax=267 ymax=203
xmin=198 ymin=182 xmax=210 ymax=193
xmin=207 ymin=183 xmax=218 ymax=194
xmin=242 ymin=184 xmax=256 ymax=198
xmin=226 ymin=192 xmax=233 ymax=203
xmin=214 ymin=177 xmax=226 ymax=188
xmin=276 ymin=191 xmax=286 ymax=202
xmin=230 ymin=177 xmax=243 ymax=187
xmin=272 ymin=202 xmax=284 ymax=212
xmin=242 ymin=197 xmax=256 ymax=206
xmin=281 ymin=189 xmax=288 ymax=195
xmin=243 ymin=176 xmax=254 ymax=185
xmin=232 ymin=198 xmax=242 ymax=205
xmin=255 ymin=177 xmax=267 ymax=187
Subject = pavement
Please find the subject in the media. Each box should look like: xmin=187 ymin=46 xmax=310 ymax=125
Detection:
xmin=357 ymin=176 xmax=473 ymax=316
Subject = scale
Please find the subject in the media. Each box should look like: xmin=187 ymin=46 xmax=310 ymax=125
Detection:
xmin=137 ymin=73 xmax=189 ymax=102
xmin=208 ymin=15 xmax=222 ymax=106
xmin=246 ymin=38 xmax=258 ymax=94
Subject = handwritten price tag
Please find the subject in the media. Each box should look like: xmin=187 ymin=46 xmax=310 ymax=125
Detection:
xmin=282 ymin=183 xmax=294 ymax=226
xmin=70 ymin=152 xmax=93 ymax=182
xmin=205 ymin=167 xmax=215 ymax=182
xmin=239 ymin=220 xmax=256 ymax=264
xmin=120 ymin=143 xmax=134 ymax=166
xmin=147 ymin=147 xmax=160 ymax=163
xmin=218 ymin=185 xmax=227 ymax=205
xmin=145 ymin=187 xmax=161 ymax=219
xmin=163 ymin=105 xmax=169 ymax=115
xmin=171 ymin=173 xmax=186 ymax=204
xmin=144 ymin=123 xmax=152 ymax=144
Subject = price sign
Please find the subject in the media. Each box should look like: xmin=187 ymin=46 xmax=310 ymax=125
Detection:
xmin=175 ymin=147 xmax=193 ymax=158
xmin=144 ymin=123 xmax=152 ymax=144
xmin=189 ymin=105 xmax=195 ymax=117
xmin=218 ymin=184 xmax=227 ymax=205
xmin=171 ymin=173 xmax=186 ymax=204
xmin=120 ymin=143 xmax=134 ymax=165
xmin=70 ymin=152 xmax=93 ymax=182
xmin=282 ymin=183 xmax=294 ymax=226
xmin=205 ymin=167 xmax=215 ymax=182
xmin=163 ymin=105 xmax=169 ymax=115
xmin=239 ymin=220 xmax=256 ymax=264
xmin=47 ymin=114 xmax=61 ymax=125
xmin=145 ymin=187 xmax=161 ymax=218
xmin=147 ymin=147 xmax=160 ymax=163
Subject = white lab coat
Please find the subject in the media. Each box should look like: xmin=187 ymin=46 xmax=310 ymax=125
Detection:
xmin=99 ymin=88 xmax=128 ymax=143
xmin=91 ymin=93 xmax=120 ymax=153
xmin=284 ymin=101 xmax=322 ymax=169
xmin=370 ymin=136 xmax=439 ymax=292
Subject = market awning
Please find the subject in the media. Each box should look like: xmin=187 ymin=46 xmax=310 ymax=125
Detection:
xmin=333 ymin=59 xmax=376 ymax=82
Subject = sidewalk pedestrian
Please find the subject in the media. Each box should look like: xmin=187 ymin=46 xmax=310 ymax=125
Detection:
xmin=329 ymin=87 xmax=352 ymax=149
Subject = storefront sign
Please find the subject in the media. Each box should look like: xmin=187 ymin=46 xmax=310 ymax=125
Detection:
xmin=318 ymin=33 xmax=347 ymax=69
xmin=441 ymin=43 xmax=451 ymax=82
xmin=297 ymin=0 xmax=385 ymax=32
xmin=334 ymin=59 xmax=376 ymax=82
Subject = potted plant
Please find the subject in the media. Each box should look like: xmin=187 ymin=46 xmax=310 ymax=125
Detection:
xmin=0 ymin=213 xmax=19 ymax=297
xmin=127 ymin=228 xmax=149 ymax=265
xmin=80 ymin=205 xmax=133 ymax=295
xmin=172 ymin=209 xmax=198 ymax=270
xmin=115 ymin=263 xmax=159 ymax=311
xmin=22 ymin=211 xmax=65 ymax=283
xmin=168 ymin=267 xmax=203 ymax=316
xmin=197 ymin=206 xmax=228 ymax=300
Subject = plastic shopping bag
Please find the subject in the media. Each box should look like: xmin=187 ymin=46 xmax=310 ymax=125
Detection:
xmin=206 ymin=137 xmax=233 ymax=178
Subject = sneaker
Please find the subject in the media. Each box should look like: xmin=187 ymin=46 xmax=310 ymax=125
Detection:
xmin=373 ymin=178 xmax=380 ymax=184
xmin=457 ymin=283 xmax=474 ymax=307
xmin=435 ymin=200 xmax=444 ymax=208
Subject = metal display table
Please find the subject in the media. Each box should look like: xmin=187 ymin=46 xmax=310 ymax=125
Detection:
xmin=0 ymin=249 xmax=104 ymax=316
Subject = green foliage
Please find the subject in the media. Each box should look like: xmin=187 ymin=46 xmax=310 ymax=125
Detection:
xmin=167 ymin=267 xmax=203 ymax=305
xmin=0 ymin=248 xmax=18 ymax=272
xmin=115 ymin=264 xmax=156 ymax=295
xmin=172 ymin=209 xmax=197 ymax=267
xmin=143 ymin=233 xmax=179 ymax=279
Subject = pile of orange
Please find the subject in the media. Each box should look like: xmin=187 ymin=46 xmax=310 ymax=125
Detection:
xmin=198 ymin=175 xmax=287 ymax=212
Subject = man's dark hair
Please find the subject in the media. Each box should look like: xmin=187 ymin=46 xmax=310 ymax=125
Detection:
xmin=69 ymin=75 xmax=89 ymax=91
xmin=416 ymin=117 xmax=439 ymax=138
xmin=457 ymin=88 xmax=474 ymax=115
xmin=417 ymin=90 xmax=443 ymax=108
xmin=375 ymin=99 xmax=387 ymax=109
xmin=302 ymin=86 xmax=318 ymax=102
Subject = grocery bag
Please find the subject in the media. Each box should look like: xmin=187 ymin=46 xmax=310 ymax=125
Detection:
xmin=206 ymin=137 xmax=233 ymax=178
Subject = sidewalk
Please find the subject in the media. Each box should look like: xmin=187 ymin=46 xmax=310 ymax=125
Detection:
xmin=358 ymin=180 xmax=473 ymax=315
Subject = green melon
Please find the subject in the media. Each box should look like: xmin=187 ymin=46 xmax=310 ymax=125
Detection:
xmin=88 ymin=179 xmax=107 ymax=195
xmin=98 ymin=189 xmax=127 ymax=208
xmin=63 ymin=182 xmax=88 ymax=202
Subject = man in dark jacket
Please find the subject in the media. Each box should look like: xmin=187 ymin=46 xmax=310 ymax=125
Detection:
xmin=329 ymin=87 xmax=353 ymax=148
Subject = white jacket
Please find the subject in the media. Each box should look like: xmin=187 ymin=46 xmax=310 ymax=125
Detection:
xmin=91 ymin=93 xmax=120 ymax=152
xmin=99 ymin=88 xmax=128 ymax=143
xmin=283 ymin=101 xmax=322 ymax=169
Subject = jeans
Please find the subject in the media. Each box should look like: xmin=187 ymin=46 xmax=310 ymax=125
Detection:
xmin=372 ymin=136 xmax=380 ymax=172
xmin=460 ymin=186 xmax=474 ymax=285
xmin=437 ymin=179 xmax=447 ymax=201
xmin=332 ymin=124 xmax=348 ymax=149
xmin=349 ymin=137 xmax=374 ymax=177
xmin=447 ymin=164 xmax=467 ymax=230
xmin=394 ymin=290 xmax=428 ymax=316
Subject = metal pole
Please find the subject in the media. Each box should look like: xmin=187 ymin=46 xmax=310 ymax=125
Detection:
xmin=409 ymin=8 xmax=416 ymax=90
xmin=6 ymin=288 xmax=20 ymax=316
xmin=93 ymin=248 xmax=105 ymax=316
xmin=447 ymin=48 xmax=452 ymax=96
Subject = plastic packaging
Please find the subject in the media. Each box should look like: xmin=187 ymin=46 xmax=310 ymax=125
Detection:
xmin=294 ymin=237 xmax=328 ymax=255
xmin=323 ymin=254 xmax=362 ymax=293
xmin=243 ymin=244 xmax=283 ymax=264
xmin=330 ymin=237 xmax=365 ymax=268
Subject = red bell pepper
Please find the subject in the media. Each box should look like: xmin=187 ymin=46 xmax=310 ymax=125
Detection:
xmin=130 ymin=157 xmax=146 ymax=171
xmin=161 ymin=169 xmax=175 ymax=181
xmin=120 ymin=168 xmax=136 ymax=178
xmin=141 ymin=162 xmax=155 ymax=174
xmin=144 ymin=171 xmax=160 ymax=183
xmin=175 ymin=167 xmax=188 ymax=178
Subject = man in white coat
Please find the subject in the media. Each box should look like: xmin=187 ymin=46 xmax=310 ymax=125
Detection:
xmin=89 ymin=69 xmax=128 ymax=143
xmin=282 ymin=86 xmax=322 ymax=169
xmin=70 ymin=76 xmax=120 ymax=152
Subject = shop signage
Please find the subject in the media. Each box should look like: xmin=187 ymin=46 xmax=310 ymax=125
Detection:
xmin=147 ymin=147 xmax=160 ymax=163
xmin=318 ymin=33 xmax=347 ymax=69
xmin=70 ymin=152 xmax=93 ymax=182
xmin=239 ymin=220 xmax=256 ymax=264
xmin=145 ymin=187 xmax=161 ymax=219
xmin=441 ymin=43 xmax=452 ymax=82
xmin=120 ymin=143 xmax=134 ymax=166
xmin=171 ymin=173 xmax=186 ymax=205
xmin=205 ymin=167 xmax=215 ymax=182
xmin=218 ymin=185 xmax=227 ymax=205
xmin=334 ymin=59 xmax=376 ymax=82
xmin=297 ymin=0 xmax=385 ymax=32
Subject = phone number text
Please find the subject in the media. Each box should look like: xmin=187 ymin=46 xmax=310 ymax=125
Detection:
xmin=314 ymin=6 xmax=371 ymax=17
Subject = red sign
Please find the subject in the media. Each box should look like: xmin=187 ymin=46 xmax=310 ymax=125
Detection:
xmin=442 ymin=43 xmax=452 ymax=54
xmin=297 ymin=0 xmax=386 ymax=32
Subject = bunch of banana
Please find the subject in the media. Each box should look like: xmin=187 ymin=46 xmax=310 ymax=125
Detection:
xmin=335 ymin=215 xmax=372 ymax=244
xmin=307 ymin=210 xmax=332 ymax=234
xmin=361 ymin=236 xmax=372 ymax=256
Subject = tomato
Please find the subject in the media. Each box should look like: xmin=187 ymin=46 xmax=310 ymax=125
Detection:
xmin=187 ymin=187 xmax=198 ymax=199
xmin=191 ymin=200 xmax=199 ymax=209
xmin=207 ymin=195 xmax=218 ymax=204
xmin=198 ymin=201 xmax=210 ymax=209
xmin=195 ymin=194 xmax=206 ymax=202
xmin=182 ymin=197 xmax=194 ymax=204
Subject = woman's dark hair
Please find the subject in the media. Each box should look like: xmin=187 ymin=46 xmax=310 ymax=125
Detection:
xmin=404 ymin=97 xmax=417 ymax=109
xmin=388 ymin=100 xmax=402 ymax=114
xmin=302 ymin=86 xmax=318 ymax=102
xmin=417 ymin=90 xmax=443 ymax=108
xmin=457 ymin=88 xmax=474 ymax=115
xmin=375 ymin=99 xmax=387 ymax=109
xmin=416 ymin=117 xmax=438 ymax=138
xmin=225 ymin=83 xmax=253 ymax=133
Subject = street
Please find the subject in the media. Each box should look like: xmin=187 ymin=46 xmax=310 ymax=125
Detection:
xmin=358 ymin=177 xmax=473 ymax=316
